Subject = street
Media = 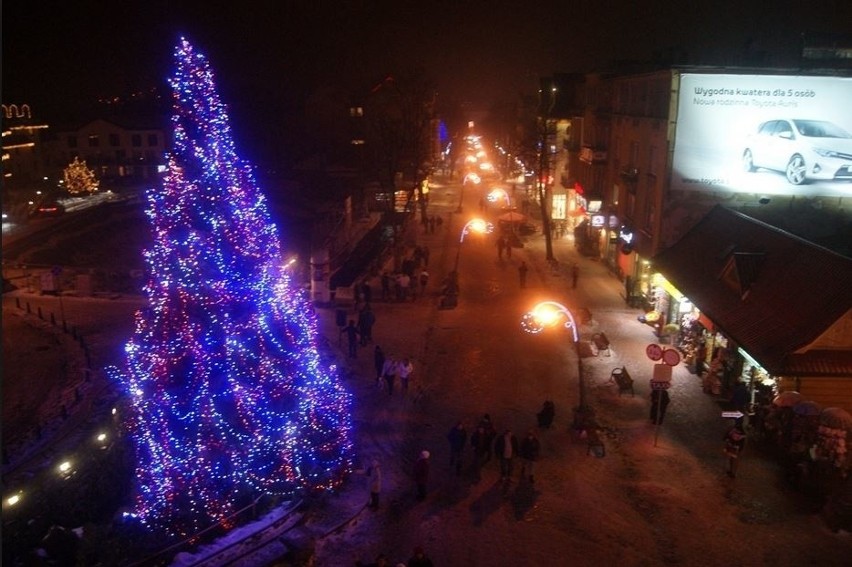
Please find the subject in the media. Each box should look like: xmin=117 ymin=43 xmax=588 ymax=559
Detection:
xmin=2 ymin=175 xmax=850 ymax=566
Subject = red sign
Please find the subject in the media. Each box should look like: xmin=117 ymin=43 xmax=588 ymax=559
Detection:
xmin=662 ymin=348 xmax=681 ymax=367
xmin=646 ymin=344 xmax=663 ymax=361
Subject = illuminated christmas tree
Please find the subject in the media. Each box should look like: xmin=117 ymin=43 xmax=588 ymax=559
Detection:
xmin=63 ymin=156 xmax=99 ymax=195
xmin=108 ymin=38 xmax=353 ymax=535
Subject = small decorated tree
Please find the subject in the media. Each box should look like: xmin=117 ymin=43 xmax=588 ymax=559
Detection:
xmin=63 ymin=157 xmax=99 ymax=195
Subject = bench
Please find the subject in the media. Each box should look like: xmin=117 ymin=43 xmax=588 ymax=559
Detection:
xmin=610 ymin=366 xmax=634 ymax=396
xmin=592 ymin=332 xmax=611 ymax=356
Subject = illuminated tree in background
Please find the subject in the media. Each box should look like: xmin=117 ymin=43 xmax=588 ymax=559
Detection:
xmin=63 ymin=156 xmax=99 ymax=195
xmin=108 ymin=38 xmax=353 ymax=535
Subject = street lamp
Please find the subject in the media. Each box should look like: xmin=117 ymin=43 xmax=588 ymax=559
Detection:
xmin=458 ymin=172 xmax=481 ymax=213
xmin=442 ymin=218 xmax=493 ymax=308
xmin=487 ymin=188 xmax=511 ymax=208
xmin=521 ymin=300 xmax=590 ymax=416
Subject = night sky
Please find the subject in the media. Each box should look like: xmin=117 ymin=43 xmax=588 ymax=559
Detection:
xmin=4 ymin=1 xmax=851 ymax=163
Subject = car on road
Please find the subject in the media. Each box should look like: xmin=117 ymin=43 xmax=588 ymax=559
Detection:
xmin=742 ymin=118 xmax=852 ymax=185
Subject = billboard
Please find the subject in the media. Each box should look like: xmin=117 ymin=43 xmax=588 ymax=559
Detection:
xmin=673 ymin=73 xmax=852 ymax=197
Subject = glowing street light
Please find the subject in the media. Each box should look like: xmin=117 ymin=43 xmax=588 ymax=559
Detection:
xmin=458 ymin=172 xmax=482 ymax=213
xmin=443 ymin=218 xmax=494 ymax=308
xmin=521 ymin=300 xmax=588 ymax=411
xmin=487 ymin=187 xmax=511 ymax=208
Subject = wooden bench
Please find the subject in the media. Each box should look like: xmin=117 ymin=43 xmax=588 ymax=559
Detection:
xmin=592 ymin=332 xmax=611 ymax=356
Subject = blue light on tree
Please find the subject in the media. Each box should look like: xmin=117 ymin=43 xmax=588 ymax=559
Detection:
xmin=107 ymin=37 xmax=353 ymax=536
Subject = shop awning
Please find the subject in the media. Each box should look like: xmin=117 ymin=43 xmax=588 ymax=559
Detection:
xmin=652 ymin=206 xmax=852 ymax=376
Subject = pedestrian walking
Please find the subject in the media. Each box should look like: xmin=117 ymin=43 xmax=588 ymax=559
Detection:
xmin=381 ymin=272 xmax=391 ymax=301
xmin=518 ymin=261 xmax=528 ymax=288
xmin=537 ymin=400 xmax=555 ymax=428
xmin=571 ymin=263 xmax=580 ymax=288
xmin=382 ymin=357 xmax=397 ymax=395
xmin=496 ymin=235 xmax=505 ymax=260
xmin=470 ymin=425 xmax=489 ymax=480
xmin=650 ymin=389 xmax=671 ymax=424
xmin=724 ymin=419 xmax=747 ymax=478
xmin=344 ymin=320 xmax=359 ymax=358
xmin=368 ymin=459 xmax=382 ymax=509
xmin=407 ymin=546 xmax=434 ymax=567
xmin=447 ymin=420 xmax=467 ymax=475
xmin=478 ymin=414 xmax=496 ymax=463
xmin=520 ymin=429 xmax=541 ymax=483
xmin=413 ymin=450 xmax=430 ymax=500
xmin=419 ymin=269 xmax=429 ymax=294
xmin=494 ymin=429 xmax=518 ymax=481
xmin=358 ymin=304 xmax=375 ymax=346
xmin=422 ymin=245 xmax=430 ymax=267
xmin=362 ymin=279 xmax=373 ymax=304
xmin=398 ymin=357 xmax=413 ymax=395
xmin=374 ymin=345 xmax=386 ymax=381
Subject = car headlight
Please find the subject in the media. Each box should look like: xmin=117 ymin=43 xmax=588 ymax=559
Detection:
xmin=813 ymin=147 xmax=839 ymax=158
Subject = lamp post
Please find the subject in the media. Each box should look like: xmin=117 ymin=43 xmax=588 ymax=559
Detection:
xmin=442 ymin=218 xmax=493 ymax=308
xmin=521 ymin=300 xmax=589 ymax=415
xmin=487 ymin=188 xmax=511 ymax=209
xmin=458 ymin=173 xmax=481 ymax=213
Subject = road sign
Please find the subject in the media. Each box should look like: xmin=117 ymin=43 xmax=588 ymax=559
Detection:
xmin=722 ymin=411 xmax=744 ymax=419
xmin=646 ymin=344 xmax=663 ymax=361
xmin=650 ymin=380 xmax=671 ymax=390
xmin=662 ymin=348 xmax=681 ymax=366
xmin=652 ymin=363 xmax=672 ymax=382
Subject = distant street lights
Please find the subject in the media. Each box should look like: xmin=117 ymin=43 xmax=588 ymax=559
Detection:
xmin=442 ymin=217 xmax=493 ymax=309
xmin=521 ymin=300 xmax=588 ymax=412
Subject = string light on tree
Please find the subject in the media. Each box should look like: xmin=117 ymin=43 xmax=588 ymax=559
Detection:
xmin=63 ymin=157 xmax=99 ymax=195
xmin=107 ymin=37 xmax=353 ymax=536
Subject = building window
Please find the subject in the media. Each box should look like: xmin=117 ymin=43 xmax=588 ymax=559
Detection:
xmin=67 ymin=135 xmax=77 ymax=148
xmin=147 ymin=133 xmax=158 ymax=146
xmin=349 ymin=106 xmax=364 ymax=117
xmin=109 ymin=133 xmax=120 ymax=147
xmin=132 ymin=134 xmax=142 ymax=147
xmin=88 ymin=135 xmax=100 ymax=147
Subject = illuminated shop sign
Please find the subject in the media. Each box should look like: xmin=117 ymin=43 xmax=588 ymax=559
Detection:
xmin=591 ymin=214 xmax=606 ymax=227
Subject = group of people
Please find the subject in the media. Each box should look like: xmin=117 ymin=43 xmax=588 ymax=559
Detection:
xmin=374 ymin=346 xmax=414 ymax=397
xmin=446 ymin=414 xmax=542 ymax=484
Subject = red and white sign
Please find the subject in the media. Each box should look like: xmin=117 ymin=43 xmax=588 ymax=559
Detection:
xmin=662 ymin=348 xmax=681 ymax=367
xmin=646 ymin=344 xmax=663 ymax=361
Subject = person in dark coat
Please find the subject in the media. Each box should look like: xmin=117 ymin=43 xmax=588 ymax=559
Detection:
xmin=518 ymin=261 xmax=529 ymax=288
xmin=358 ymin=304 xmax=376 ymax=346
xmin=407 ymin=546 xmax=434 ymax=567
xmin=344 ymin=320 xmax=359 ymax=358
xmin=373 ymin=345 xmax=386 ymax=382
xmin=478 ymin=414 xmax=496 ymax=463
xmin=447 ymin=421 xmax=468 ymax=475
xmin=650 ymin=389 xmax=671 ymax=424
xmin=537 ymin=400 xmax=555 ymax=428
xmin=470 ymin=425 xmax=489 ymax=480
xmin=520 ymin=429 xmax=541 ymax=483
xmin=724 ymin=419 xmax=747 ymax=478
xmin=413 ymin=450 xmax=430 ymax=500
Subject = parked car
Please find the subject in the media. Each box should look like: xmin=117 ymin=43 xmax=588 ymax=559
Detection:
xmin=742 ymin=119 xmax=852 ymax=185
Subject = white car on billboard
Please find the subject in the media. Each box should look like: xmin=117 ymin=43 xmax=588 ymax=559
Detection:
xmin=742 ymin=119 xmax=852 ymax=185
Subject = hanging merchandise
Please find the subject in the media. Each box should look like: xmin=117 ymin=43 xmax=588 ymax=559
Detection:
xmin=815 ymin=408 xmax=851 ymax=471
